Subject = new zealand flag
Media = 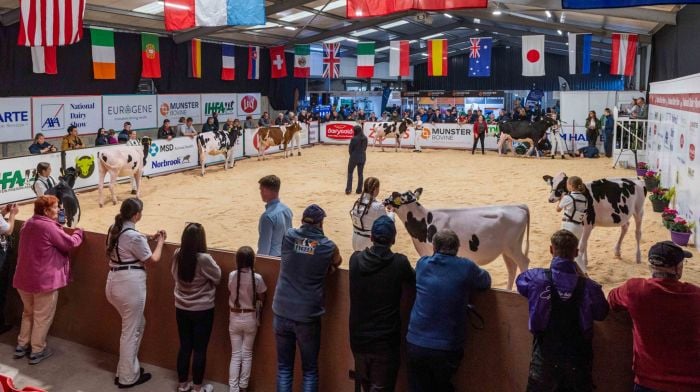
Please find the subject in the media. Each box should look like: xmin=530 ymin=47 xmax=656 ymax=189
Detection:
xmin=468 ymin=37 xmax=492 ymax=77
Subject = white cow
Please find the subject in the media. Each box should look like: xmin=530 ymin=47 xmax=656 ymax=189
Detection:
xmin=372 ymin=119 xmax=414 ymax=152
xmin=97 ymin=137 xmax=151 ymax=207
xmin=384 ymin=188 xmax=530 ymax=290
xmin=543 ymin=172 xmax=645 ymax=271
xmin=196 ymin=129 xmax=240 ymax=176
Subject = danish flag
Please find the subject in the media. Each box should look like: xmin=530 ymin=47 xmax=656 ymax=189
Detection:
xmin=323 ymin=43 xmax=340 ymax=78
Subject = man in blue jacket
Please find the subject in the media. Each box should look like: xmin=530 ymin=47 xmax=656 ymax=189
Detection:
xmin=406 ymin=229 xmax=491 ymax=392
xmin=517 ymin=229 xmax=609 ymax=392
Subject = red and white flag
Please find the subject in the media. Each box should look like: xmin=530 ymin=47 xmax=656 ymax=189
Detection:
xmin=270 ymin=46 xmax=287 ymax=78
xmin=347 ymin=0 xmax=486 ymax=18
xmin=18 ymin=0 xmax=86 ymax=47
xmin=389 ymin=40 xmax=409 ymax=77
xmin=323 ymin=43 xmax=340 ymax=79
xmin=522 ymin=35 xmax=545 ymax=77
xmin=31 ymin=46 xmax=57 ymax=74
xmin=610 ymin=33 xmax=638 ymax=76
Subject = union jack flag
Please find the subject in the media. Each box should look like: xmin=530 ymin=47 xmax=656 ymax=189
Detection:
xmin=323 ymin=43 xmax=340 ymax=78
xmin=469 ymin=38 xmax=481 ymax=58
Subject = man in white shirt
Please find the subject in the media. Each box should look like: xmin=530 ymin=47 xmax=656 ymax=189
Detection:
xmin=180 ymin=117 xmax=198 ymax=138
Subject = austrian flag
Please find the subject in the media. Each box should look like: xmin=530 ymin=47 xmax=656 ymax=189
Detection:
xmin=611 ymin=33 xmax=638 ymax=76
xmin=356 ymin=42 xmax=375 ymax=78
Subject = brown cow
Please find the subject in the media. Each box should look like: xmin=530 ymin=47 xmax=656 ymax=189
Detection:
xmin=256 ymin=121 xmax=303 ymax=160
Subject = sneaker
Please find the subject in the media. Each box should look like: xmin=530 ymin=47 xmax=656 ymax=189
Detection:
xmin=178 ymin=381 xmax=192 ymax=392
xmin=117 ymin=372 xmax=152 ymax=389
xmin=28 ymin=347 xmax=53 ymax=365
xmin=192 ymin=384 xmax=213 ymax=392
xmin=13 ymin=345 xmax=29 ymax=359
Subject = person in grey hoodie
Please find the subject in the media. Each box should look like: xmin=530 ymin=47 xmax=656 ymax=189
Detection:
xmin=349 ymin=216 xmax=415 ymax=392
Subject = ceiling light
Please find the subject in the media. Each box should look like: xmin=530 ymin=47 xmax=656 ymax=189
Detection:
xmin=409 ymin=39 xmax=417 ymax=43
xmin=492 ymin=10 xmax=502 ymax=15
xmin=421 ymin=33 xmax=444 ymax=40
xmin=317 ymin=0 xmax=346 ymax=12
xmin=421 ymin=53 xmax=428 ymax=57
xmin=476 ymin=28 xmax=479 ymax=31
xmin=560 ymin=12 xmax=566 ymax=23
xmin=376 ymin=46 xmax=391 ymax=52
xmin=324 ymin=36 xmax=346 ymax=44
xmin=284 ymin=26 xmax=297 ymax=31
xmin=444 ymin=13 xmax=453 ymax=18
xmin=473 ymin=18 xmax=480 ymax=23
xmin=246 ymin=22 xmax=280 ymax=29
xmin=545 ymin=10 xmax=552 ymax=18
xmin=557 ymin=29 xmax=563 ymax=35
xmin=133 ymin=1 xmax=164 ymax=14
xmin=346 ymin=38 xmax=359 ymax=43
xmin=380 ymin=20 xmax=409 ymax=29
xmin=351 ymin=28 xmax=377 ymax=37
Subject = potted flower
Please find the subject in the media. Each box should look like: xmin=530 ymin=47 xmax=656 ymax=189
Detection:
xmin=636 ymin=161 xmax=649 ymax=176
xmin=649 ymin=186 xmax=674 ymax=212
xmin=668 ymin=216 xmax=695 ymax=246
xmin=661 ymin=208 xmax=678 ymax=229
xmin=643 ymin=170 xmax=660 ymax=191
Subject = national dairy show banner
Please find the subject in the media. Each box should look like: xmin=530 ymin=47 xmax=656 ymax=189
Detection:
xmin=32 ymin=96 xmax=102 ymax=139
xmin=647 ymin=73 xmax=700 ymax=249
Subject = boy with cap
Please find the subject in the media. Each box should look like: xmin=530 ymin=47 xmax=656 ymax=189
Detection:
xmin=349 ymin=216 xmax=415 ymax=392
xmin=273 ymin=204 xmax=342 ymax=392
xmin=608 ymin=241 xmax=699 ymax=392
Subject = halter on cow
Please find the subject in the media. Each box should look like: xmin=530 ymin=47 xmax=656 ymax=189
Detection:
xmin=372 ymin=119 xmax=414 ymax=152
xmin=256 ymin=121 xmax=303 ymax=160
xmin=97 ymin=136 xmax=152 ymax=207
xmin=498 ymin=116 xmax=558 ymax=157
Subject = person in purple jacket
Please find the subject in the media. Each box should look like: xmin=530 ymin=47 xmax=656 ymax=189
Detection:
xmin=516 ymin=229 xmax=608 ymax=392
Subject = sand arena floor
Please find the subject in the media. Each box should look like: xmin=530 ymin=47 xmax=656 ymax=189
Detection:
xmin=18 ymin=144 xmax=698 ymax=291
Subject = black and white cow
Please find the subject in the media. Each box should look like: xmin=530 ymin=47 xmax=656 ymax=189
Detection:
xmin=45 ymin=167 xmax=80 ymax=227
xmin=372 ymin=119 xmax=414 ymax=152
xmin=384 ymin=188 xmax=530 ymax=290
xmin=497 ymin=117 xmax=558 ymax=157
xmin=196 ymin=129 xmax=241 ymax=176
xmin=543 ymin=172 xmax=645 ymax=271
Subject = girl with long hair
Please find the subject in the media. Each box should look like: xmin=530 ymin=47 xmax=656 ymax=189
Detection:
xmin=32 ymin=162 xmax=55 ymax=196
xmin=350 ymin=177 xmax=389 ymax=252
xmin=556 ymin=176 xmax=590 ymax=240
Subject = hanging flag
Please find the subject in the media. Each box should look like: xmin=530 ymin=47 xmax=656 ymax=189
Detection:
xmin=31 ymin=46 xmax=57 ymax=74
xmin=294 ymin=44 xmax=311 ymax=78
xmin=347 ymin=0 xmax=486 ymax=18
xmin=611 ymin=33 xmax=638 ymax=76
xmin=468 ymin=37 xmax=492 ymax=77
xmin=563 ymin=0 xmax=700 ymax=9
xmin=221 ymin=44 xmax=235 ymax=81
xmin=427 ymin=39 xmax=447 ymax=77
xmin=18 ymin=0 xmax=86 ymax=46
xmin=248 ymin=46 xmax=260 ymax=80
xmin=187 ymin=39 xmax=202 ymax=78
xmin=323 ymin=43 xmax=341 ymax=79
xmin=90 ymin=27 xmax=115 ymax=80
xmin=522 ymin=35 xmax=545 ymax=77
xmin=141 ymin=33 xmax=161 ymax=79
xmin=389 ymin=40 xmax=410 ymax=77
xmin=270 ymin=46 xmax=288 ymax=78
xmin=164 ymin=0 xmax=265 ymax=31
xmin=356 ymin=42 xmax=375 ymax=78
xmin=568 ymin=33 xmax=592 ymax=75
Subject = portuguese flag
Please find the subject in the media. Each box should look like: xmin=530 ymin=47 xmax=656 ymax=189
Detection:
xmin=141 ymin=33 xmax=161 ymax=78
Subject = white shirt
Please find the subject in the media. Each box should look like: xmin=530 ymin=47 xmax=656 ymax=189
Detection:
xmin=180 ymin=124 xmax=197 ymax=137
xmin=108 ymin=221 xmax=152 ymax=267
xmin=228 ymin=269 xmax=267 ymax=309
xmin=350 ymin=196 xmax=388 ymax=235
xmin=0 ymin=215 xmax=8 ymax=234
xmin=559 ymin=192 xmax=588 ymax=223
xmin=32 ymin=176 xmax=56 ymax=196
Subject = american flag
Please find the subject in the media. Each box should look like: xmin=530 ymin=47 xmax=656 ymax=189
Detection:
xmin=18 ymin=0 xmax=86 ymax=47
xmin=323 ymin=43 xmax=340 ymax=78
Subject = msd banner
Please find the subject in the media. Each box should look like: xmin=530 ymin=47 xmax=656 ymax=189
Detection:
xmin=321 ymin=121 xmax=357 ymax=143
xmin=143 ymin=137 xmax=199 ymax=176
xmin=157 ymin=94 xmax=201 ymax=124
xmin=103 ymin=95 xmax=157 ymax=130
xmin=0 ymin=97 xmax=32 ymax=142
xmin=32 ymin=96 xmax=102 ymax=138
xmin=237 ymin=93 xmax=261 ymax=120
xmin=201 ymin=94 xmax=237 ymax=121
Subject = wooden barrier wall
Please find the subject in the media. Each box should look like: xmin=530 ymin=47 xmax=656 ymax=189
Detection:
xmin=6 ymin=228 xmax=634 ymax=391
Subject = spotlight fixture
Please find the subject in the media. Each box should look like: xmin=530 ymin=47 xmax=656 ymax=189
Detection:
xmin=545 ymin=10 xmax=552 ymax=18
xmin=557 ymin=29 xmax=563 ymax=35
xmin=492 ymin=2 xmax=502 ymax=16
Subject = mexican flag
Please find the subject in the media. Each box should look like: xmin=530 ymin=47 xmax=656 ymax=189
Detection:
xmin=356 ymin=42 xmax=375 ymax=78
xmin=91 ymin=27 xmax=115 ymax=79
xmin=294 ymin=44 xmax=310 ymax=78
xmin=141 ymin=33 xmax=161 ymax=78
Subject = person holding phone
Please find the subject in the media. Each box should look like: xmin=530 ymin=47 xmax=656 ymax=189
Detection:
xmin=28 ymin=134 xmax=57 ymax=154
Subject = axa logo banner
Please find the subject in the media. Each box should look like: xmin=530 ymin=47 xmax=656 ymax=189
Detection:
xmin=103 ymin=95 xmax=157 ymax=131
xmin=201 ymin=94 xmax=237 ymax=119
xmin=32 ymin=96 xmax=102 ymax=139
xmin=0 ymin=97 xmax=32 ymax=143
xmin=157 ymin=94 xmax=201 ymax=124
xmin=236 ymin=93 xmax=261 ymax=119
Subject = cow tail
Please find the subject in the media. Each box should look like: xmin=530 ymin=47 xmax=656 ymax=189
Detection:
xmin=524 ymin=206 xmax=530 ymax=258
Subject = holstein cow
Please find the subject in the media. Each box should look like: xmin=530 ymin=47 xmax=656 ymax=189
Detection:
xmin=497 ymin=116 xmax=558 ymax=157
xmin=45 ymin=167 xmax=80 ymax=227
xmin=384 ymin=188 xmax=530 ymax=290
xmin=372 ymin=119 xmax=414 ymax=152
xmin=196 ymin=129 xmax=241 ymax=176
xmin=256 ymin=121 xmax=303 ymax=160
xmin=97 ymin=137 xmax=152 ymax=207
xmin=543 ymin=172 xmax=645 ymax=271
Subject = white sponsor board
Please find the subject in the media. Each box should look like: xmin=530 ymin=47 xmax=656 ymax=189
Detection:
xmin=201 ymin=94 xmax=237 ymax=121
xmin=236 ymin=93 xmax=261 ymax=120
xmin=0 ymin=152 xmax=62 ymax=204
xmin=157 ymin=94 xmax=202 ymax=125
xmin=0 ymin=97 xmax=32 ymax=142
xmin=103 ymin=95 xmax=157 ymax=131
xmin=32 ymin=96 xmax=102 ymax=138
xmin=308 ymin=121 xmax=319 ymax=144
xmin=143 ymin=137 xmax=199 ymax=176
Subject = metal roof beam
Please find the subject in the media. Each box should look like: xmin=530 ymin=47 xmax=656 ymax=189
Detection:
xmin=499 ymin=0 xmax=676 ymax=25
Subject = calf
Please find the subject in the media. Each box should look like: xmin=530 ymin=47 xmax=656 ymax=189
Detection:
xmin=196 ymin=129 xmax=240 ymax=176
xmin=372 ymin=119 xmax=414 ymax=152
xmin=498 ymin=116 xmax=557 ymax=157
xmin=543 ymin=172 xmax=645 ymax=271
xmin=256 ymin=122 xmax=303 ymax=160
xmin=97 ymin=137 xmax=151 ymax=207
xmin=384 ymin=188 xmax=530 ymax=290
xmin=45 ymin=167 xmax=80 ymax=227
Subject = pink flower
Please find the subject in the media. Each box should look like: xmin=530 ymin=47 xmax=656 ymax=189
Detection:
xmin=673 ymin=216 xmax=687 ymax=224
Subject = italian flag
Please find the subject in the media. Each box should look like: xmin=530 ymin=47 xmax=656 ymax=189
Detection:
xmin=294 ymin=44 xmax=310 ymax=78
xmin=91 ymin=27 xmax=115 ymax=79
xmin=141 ymin=33 xmax=161 ymax=79
xmin=389 ymin=40 xmax=409 ymax=77
xmin=356 ymin=42 xmax=375 ymax=78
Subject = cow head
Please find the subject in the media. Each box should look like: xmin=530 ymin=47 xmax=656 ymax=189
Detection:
xmin=543 ymin=172 xmax=569 ymax=202
xmin=141 ymin=136 xmax=153 ymax=166
xmin=59 ymin=167 xmax=77 ymax=188
xmin=384 ymin=188 xmax=423 ymax=209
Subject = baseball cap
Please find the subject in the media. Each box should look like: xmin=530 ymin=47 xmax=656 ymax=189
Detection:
xmin=371 ymin=216 xmax=396 ymax=244
xmin=302 ymin=204 xmax=326 ymax=224
xmin=648 ymin=241 xmax=693 ymax=267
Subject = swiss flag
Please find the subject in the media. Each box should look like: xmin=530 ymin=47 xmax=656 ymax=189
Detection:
xmin=522 ymin=35 xmax=545 ymax=77
xmin=270 ymin=46 xmax=287 ymax=79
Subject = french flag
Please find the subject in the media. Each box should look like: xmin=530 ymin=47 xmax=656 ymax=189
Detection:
xmin=221 ymin=44 xmax=235 ymax=81
xmin=248 ymin=46 xmax=259 ymax=80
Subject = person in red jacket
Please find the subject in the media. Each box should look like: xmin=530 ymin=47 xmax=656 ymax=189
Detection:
xmin=472 ymin=115 xmax=488 ymax=155
xmin=608 ymin=241 xmax=700 ymax=392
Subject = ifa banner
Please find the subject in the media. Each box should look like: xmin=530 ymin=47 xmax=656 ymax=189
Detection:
xmin=32 ymin=96 xmax=102 ymax=138
xmin=157 ymin=94 xmax=202 ymax=125
xmin=236 ymin=93 xmax=261 ymax=120
xmin=103 ymin=95 xmax=157 ymax=131
xmin=143 ymin=137 xmax=199 ymax=176
xmin=0 ymin=97 xmax=32 ymax=142
xmin=201 ymin=94 xmax=237 ymax=121
xmin=0 ymin=152 xmax=62 ymax=204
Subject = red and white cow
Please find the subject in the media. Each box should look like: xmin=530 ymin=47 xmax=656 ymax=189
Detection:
xmin=543 ymin=172 xmax=645 ymax=271
xmin=97 ymin=137 xmax=151 ymax=207
xmin=256 ymin=122 xmax=303 ymax=160
xmin=385 ymin=188 xmax=530 ymax=290
xmin=372 ymin=119 xmax=414 ymax=152
xmin=197 ymin=129 xmax=240 ymax=176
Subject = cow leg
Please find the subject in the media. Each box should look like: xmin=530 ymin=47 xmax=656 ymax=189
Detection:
xmin=634 ymin=211 xmax=643 ymax=264
xmin=503 ymin=255 xmax=518 ymax=291
xmin=134 ymin=171 xmax=143 ymax=199
xmin=614 ymin=222 xmax=630 ymax=259
xmin=296 ymin=133 xmax=301 ymax=156
xmin=199 ymin=146 xmax=206 ymax=176
xmin=98 ymin=167 xmax=105 ymax=208
xmin=109 ymin=172 xmax=118 ymax=205
xmin=395 ymin=136 xmax=399 ymax=152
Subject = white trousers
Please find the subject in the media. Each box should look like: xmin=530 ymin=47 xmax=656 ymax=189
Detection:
xmin=228 ymin=313 xmax=258 ymax=392
xmin=561 ymin=221 xmax=584 ymax=241
xmin=414 ymin=130 xmax=422 ymax=151
xmin=105 ymin=270 xmax=147 ymax=385
xmin=352 ymin=233 xmax=372 ymax=252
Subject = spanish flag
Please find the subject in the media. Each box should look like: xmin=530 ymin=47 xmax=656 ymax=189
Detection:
xmin=188 ymin=38 xmax=202 ymax=78
xmin=427 ymin=39 xmax=447 ymax=76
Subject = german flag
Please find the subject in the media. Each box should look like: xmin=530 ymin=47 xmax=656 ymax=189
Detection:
xmin=427 ymin=39 xmax=447 ymax=77
xmin=188 ymin=39 xmax=202 ymax=78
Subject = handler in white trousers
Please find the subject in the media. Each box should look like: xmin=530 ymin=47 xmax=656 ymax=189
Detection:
xmin=556 ymin=176 xmax=589 ymax=241
xmin=105 ymin=198 xmax=166 ymax=388
xmin=350 ymin=177 xmax=391 ymax=252
xmin=413 ymin=116 xmax=423 ymax=152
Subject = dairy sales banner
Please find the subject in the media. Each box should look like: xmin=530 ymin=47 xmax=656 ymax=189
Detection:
xmin=236 ymin=93 xmax=261 ymax=120
xmin=157 ymin=94 xmax=202 ymax=125
xmin=143 ymin=137 xmax=199 ymax=176
xmin=0 ymin=152 xmax=62 ymax=204
xmin=0 ymin=97 xmax=32 ymax=142
xmin=32 ymin=96 xmax=102 ymax=138
xmin=102 ymin=95 xmax=157 ymax=131
xmin=201 ymin=94 xmax=237 ymax=122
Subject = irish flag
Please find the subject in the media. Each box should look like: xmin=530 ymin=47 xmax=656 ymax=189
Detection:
xmin=141 ymin=33 xmax=161 ymax=78
xmin=389 ymin=40 xmax=409 ymax=77
xmin=90 ymin=27 xmax=115 ymax=79
xmin=294 ymin=44 xmax=310 ymax=78
xmin=428 ymin=39 xmax=447 ymax=76
xmin=356 ymin=42 xmax=375 ymax=78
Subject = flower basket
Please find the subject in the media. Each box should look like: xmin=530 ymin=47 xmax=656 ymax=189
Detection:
xmin=636 ymin=161 xmax=648 ymax=176
xmin=644 ymin=177 xmax=660 ymax=191
xmin=652 ymin=199 xmax=669 ymax=212
xmin=670 ymin=231 xmax=692 ymax=246
xmin=636 ymin=168 xmax=647 ymax=176
xmin=661 ymin=208 xmax=678 ymax=229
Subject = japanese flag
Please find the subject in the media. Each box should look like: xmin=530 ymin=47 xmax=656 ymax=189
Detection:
xmin=522 ymin=35 xmax=545 ymax=77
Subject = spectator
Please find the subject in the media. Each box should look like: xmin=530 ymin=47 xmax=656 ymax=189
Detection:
xmin=391 ymin=110 xmax=400 ymax=122
xmin=469 ymin=109 xmax=479 ymax=124
xmin=496 ymin=109 xmax=508 ymax=122
xmin=126 ymin=130 xmax=141 ymax=146
xmin=172 ymin=222 xmax=221 ymax=392
xmin=257 ymin=175 xmax=293 ymax=257
xmin=346 ymin=125 xmax=368 ymax=195
xmin=636 ymin=97 xmax=648 ymax=120
xmin=108 ymin=129 xmax=119 ymax=144
xmin=180 ymin=117 xmax=198 ymax=138
xmin=244 ymin=115 xmax=256 ymax=129
xmin=584 ymin=111 xmax=600 ymax=148
xmin=273 ymin=204 xmax=342 ymax=392
xmin=350 ymin=177 xmax=388 ymax=252
xmin=274 ymin=113 xmax=285 ymax=126
xmin=628 ymin=98 xmax=640 ymax=118
xmin=228 ymin=246 xmax=267 ymax=392
xmin=487 ymin=113 xmax=497 ymax=124
xmin=176 ymin=117 xmax=187 ymax=136
xmin=601 ymin=108 xmax=614 ymax=158
xmin=555 ymin=176 xmax=589 ymax=241
xmin=413 ymin=115 xmax=424 ymax=152
xmin=608 ymin=241 xmax=700 ymax=392
xmin=517 ymin=230 xmax=609 ymax=391
xmin=202 ymin=113 xmax=219 ymax=133
xmin=447 ymin=109 xmax=457 ymax=123
xmin=407 ymin=229 xmax=491 ymax=391
xmin=12 ymin=195 xmax=84 ymax=364
xmin=425 ymin=109 xmax=437 ymax=123
xmin=28 ymin=133 xmax=57 ymax=154
xmin=158 ymin=119 xmax=175 ymax=140
xmin=95 ymin=128 xmax=110 ymax=146
xmin=105 ymin=198 xmax=166 ymax=388
xmin=457 ymin=111 xmax=468 ymax=126
xmin=356 ymin=109 xmax=366 ymax=121
xmin=0 ymin=203 xmax=19 ymax=335
xmin=321 ymin=113 xmax=331 ymax=123
xmin=118 ymin=122 xmax=131 ymax=144
xmin=472 ymin=115 xmax=487 ymax=155
xmin=60 ymin=125 xmax=84 ymax=150
xmin=258 ymin=112 xmax=270 ymax=127
xmin=380 ymin=112 xmax=389 ymax=122
xmin=368 ymin=112 xmax=378 ymax=122
xmin=32 ymin=162 xmax=56 ymax=196
xmin=350 ymin=216 xmax=414 ymax=391
xmin=224 ymin=119 xmax=243 ymax=140
xmin=330 ymin=110 xmax=343 ymax=122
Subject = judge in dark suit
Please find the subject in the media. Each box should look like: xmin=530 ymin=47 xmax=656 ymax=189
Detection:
xmin=346 ymin=125 xmax=368 ymax=195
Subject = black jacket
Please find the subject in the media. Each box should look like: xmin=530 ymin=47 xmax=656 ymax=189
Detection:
xmin=349 ymin=245 xmax=415 ymax=352
xmin=157 ymin=126 xmax=175 ymax=139
xmin=202 ymin=116 xmax=219 ymax=133
xmin=348 ymin=134 xmax=368 ymax=164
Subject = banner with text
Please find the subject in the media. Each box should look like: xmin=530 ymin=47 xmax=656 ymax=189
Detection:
xmin=0 ymin=97 xmax=32 ymax=142
xmin=102 ymin=95 xmax=157 ymax=131
xmin=143 ymin=137 xmax=199 ymax=176
xmin=0 ymin=152 xmax=62 ymax=204
xmin=308 ymin=121 xmax=319 ymax=144
xmin=157 ymin=94 xmax=202 ymax=125
xmin=32 ymin=96 xmax=102 ymax=138
xmin=201 ymin=94 xmax=237 ymax=121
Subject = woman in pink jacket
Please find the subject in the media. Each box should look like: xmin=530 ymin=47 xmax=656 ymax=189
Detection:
xmin=12 ymin=195 xmax=83 ymax=365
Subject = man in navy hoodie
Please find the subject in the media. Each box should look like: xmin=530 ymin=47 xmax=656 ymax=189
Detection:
xmin=517 ymin=229 xmax=609 ymax=391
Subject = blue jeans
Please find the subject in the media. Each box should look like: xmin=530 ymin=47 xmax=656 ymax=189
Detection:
xmin=633 ymin=384 xmax=661 ymax=392
xmin=274 ymin=314 xmax=321 ymax=392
